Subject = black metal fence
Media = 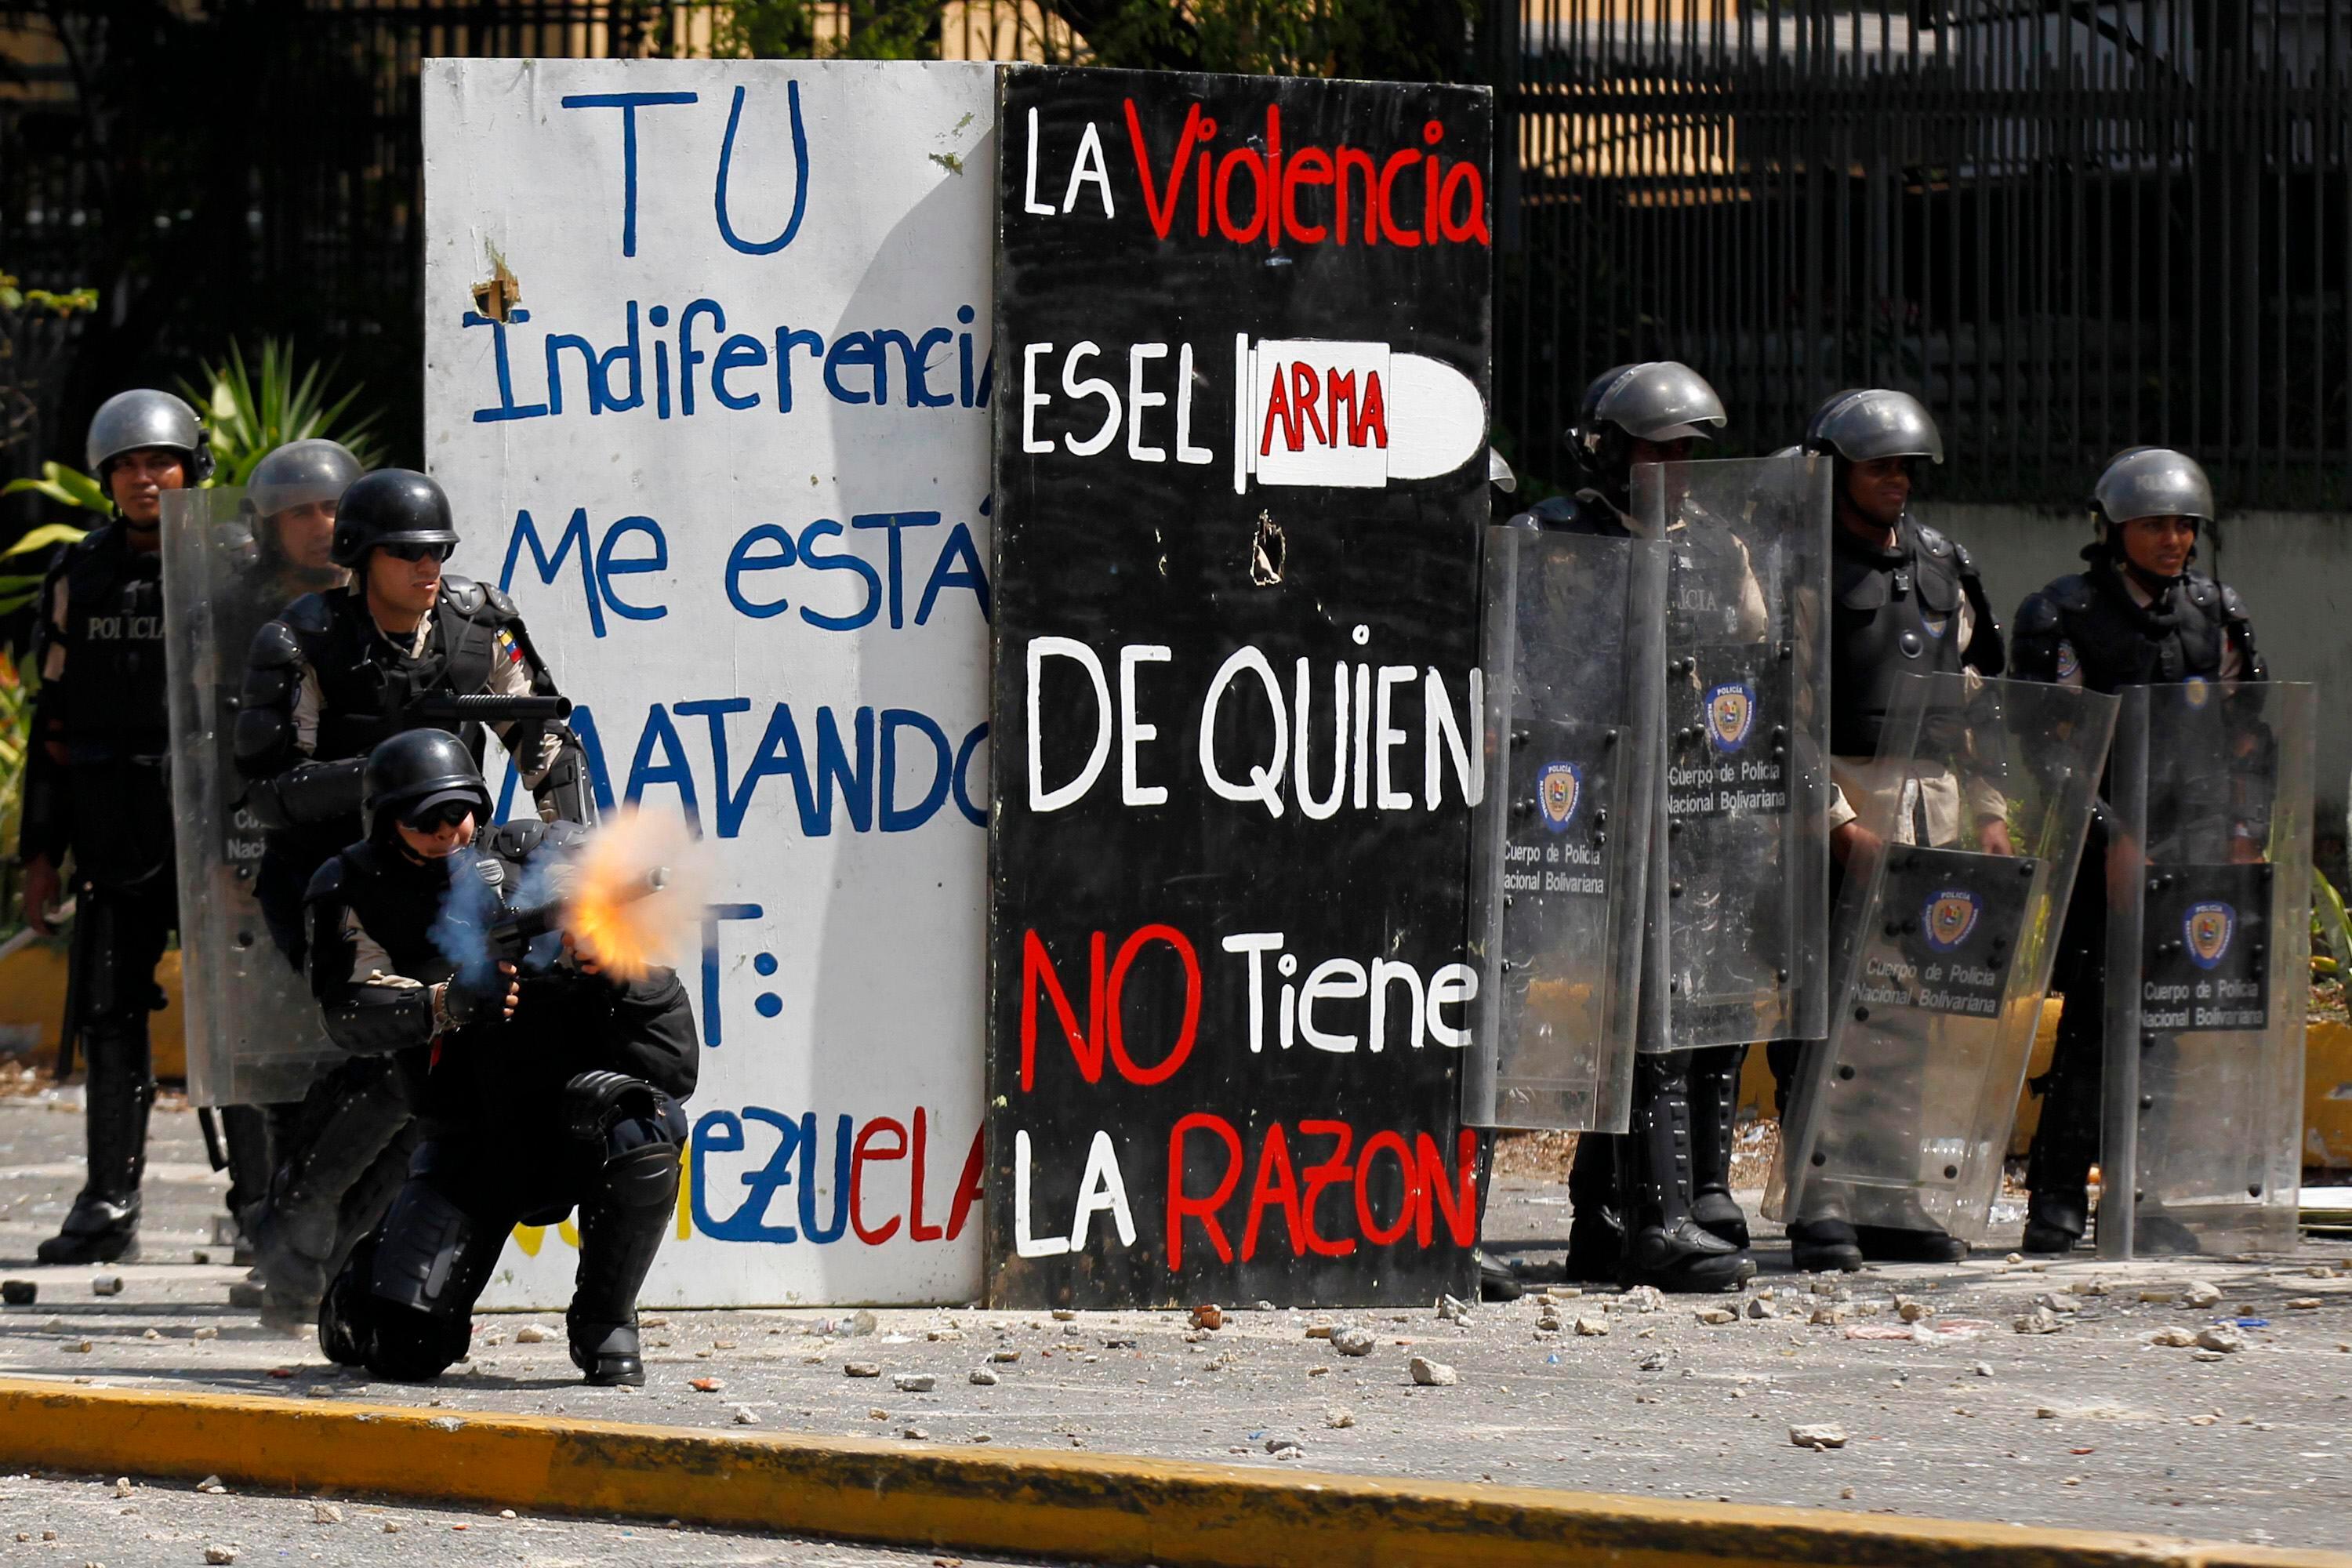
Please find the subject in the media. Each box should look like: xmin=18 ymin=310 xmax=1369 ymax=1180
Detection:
xmin=1489 ymin=2 xmax=2352 ymax=509
xmin=11 ymin=4 xmax=2352 ymax=512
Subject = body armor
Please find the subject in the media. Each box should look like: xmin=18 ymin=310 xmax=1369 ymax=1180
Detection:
xmin=2013 ymin=560 xmax=2262 ymax=694
xmin=24 ymin=526 xmax=176 ymax=891
xmin=1828 ymin=519 xmax=1999 ymax=757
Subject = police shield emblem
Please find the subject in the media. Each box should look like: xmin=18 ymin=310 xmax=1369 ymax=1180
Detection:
xmin=1538 ymin=760 xmax=1581 ymax=833
xmin=1705 ymin=681 xmax=1755 ymax=753
xmin=2181 ymin=675 xmax=2211 ymax=709
xmin=1923 ymin=887 xmax=1982 ymax=952
xmin=2185 ymin=901 xmax=2235 ymax=968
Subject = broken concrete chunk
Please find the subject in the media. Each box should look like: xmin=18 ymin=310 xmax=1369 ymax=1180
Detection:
xmin=2013 ymin=1310 xmax=2065 ymax=1335
xmin=893 ymin=1374 xmax=936 ymax=1392
xmin=969 ymin=1369 xmax=999 ymax=1387
xmin=1893 ymin=1295 xmax=1933 ymax=1323
xmin=1330 ymin=1327 xmax=1377 ymax=1357
xmin=1746 ymin=1298 xmax=1777 ymax=1320
xmin=1696 ymin=1308 xmax=1737 ymax=1325
xmin=1408 ymin=1356 xmax=1457 ymax=1386
xmin=1189 ymin=1304 xmax=1224 ymax=1330
xmin=2149 ymin=1327 xmax=2198 ymax=1348
xmin=312 ymin=1502 xmax=343 ymax=1524
xmin=1789 ymin=1425 xmax=1848 ymax=1450
xmin=2182 ymin=1281 xmax=2223 ymax=1309
xmin=1574 ymin=1316 xmax=1610 ymax=1336
xmin=2194 ymin=1326 xmax=2245 ymax=1354
xmin=514 ymin=1325 xmax=550 ymax=1344
xmin=844 ymin=1362 xmax=882 ymax=1378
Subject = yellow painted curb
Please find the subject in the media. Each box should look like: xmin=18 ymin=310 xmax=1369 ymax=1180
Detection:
xmin=0 ymin=1380 xmax=2340 ymax=1568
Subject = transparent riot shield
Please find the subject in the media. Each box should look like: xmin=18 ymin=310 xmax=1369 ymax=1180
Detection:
xmin=1767 ymin=674 xmax=2118 ymax=1240
xmin=2100 ymin=680 xmax=2314 ymax=1259
xmin=1465 ymin=524 xmax=1665 ymax=1131
xmin=161 ymin=487 xmax=346 ymax=1107
xmin=1632 ymin=452 xmax=1832 ymax=1051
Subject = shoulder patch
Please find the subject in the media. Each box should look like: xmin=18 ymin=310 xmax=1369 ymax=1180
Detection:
xmin=2055 ymin=640 xmax=2081 ymax=681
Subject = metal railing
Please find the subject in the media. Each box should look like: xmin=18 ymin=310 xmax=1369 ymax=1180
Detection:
xmin=1489 ymin=2 xmax=2352 ymax=509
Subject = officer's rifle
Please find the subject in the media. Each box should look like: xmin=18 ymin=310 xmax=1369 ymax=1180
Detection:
xmin=406 ymin=692 xmax=572 ymax=727
xmin=482 ymin=865 xmax=670 ymax=969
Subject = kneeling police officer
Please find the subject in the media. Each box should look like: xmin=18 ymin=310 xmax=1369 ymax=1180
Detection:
xmin=308 ymin=731 xmax=695 ymax=1385
xmin=236 ymin=469 xmax=590 ymax=1325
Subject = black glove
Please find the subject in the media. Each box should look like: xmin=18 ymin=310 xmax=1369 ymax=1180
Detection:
xmin=440 ymin=965 xmax=518 ymax=1029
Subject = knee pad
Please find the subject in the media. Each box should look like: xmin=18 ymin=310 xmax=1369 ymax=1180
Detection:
xmin=600 ymin=1125 xmax=682 ymax=1213
xmin=318 ymin=1234 xmax=378 ymax=1368
xmin=369 ymin=1181 xmax=500 ymax=1319
xmin=363 ymin=1303 xmax=473 ymax=1383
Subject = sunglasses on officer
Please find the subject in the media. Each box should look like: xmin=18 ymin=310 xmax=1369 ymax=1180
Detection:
xmin=401 ymin=799 xmax=476 ymax=833
xmin=380 ymin=540 xmax=456 ymax=564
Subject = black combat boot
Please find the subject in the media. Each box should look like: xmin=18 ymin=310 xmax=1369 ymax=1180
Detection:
xmin=38 ymin=1029 xmax=153 ymax=1265
xmin=2022 ymin=1192 xmax=2086 ymax=1255
xmin=1564 ymin=1134 xmax=1624 ymax=1280
xmin=1786 ymin=1216 xmax=1864 ymax=1272
xmin=1686 ymin=1045 xmax=1751 ymax=1248
xmin=1619 ymin=1055 xmax=1755 ymax=1292
xmin=567 ymin=1131 xmax=680 ymax=1388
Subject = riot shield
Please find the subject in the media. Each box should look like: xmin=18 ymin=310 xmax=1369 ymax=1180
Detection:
xmin=1465 ymin=524 xmax=1664 ymax=1131
xmin=1767 ymin=674 xmax=2117 ymax=1240
xmin=1632 ymin=452 xmax=1832 ymax=1051
xmin=2100 ymin=680 xmax=2314 ymax=1259
xmin=161 ymin=487 xmax=346 ymax=1107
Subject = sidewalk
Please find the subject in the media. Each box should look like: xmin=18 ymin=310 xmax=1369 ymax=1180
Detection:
xmin=4 ymin=1095 xmax=2349 ymax=1553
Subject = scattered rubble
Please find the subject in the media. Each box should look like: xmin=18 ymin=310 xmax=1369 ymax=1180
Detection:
xmin=1408 ymin=1356 xmax=1457 ymax=1387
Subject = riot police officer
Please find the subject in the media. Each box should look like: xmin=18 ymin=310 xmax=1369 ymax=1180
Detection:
xmin=1773 ymin=388 xmax=2007 ymax=1270
xmin=310 ymin=731 xmax=695 ymax=1385
xmin=20 ymin=390 xmax=212 ymax=1263
xmin=2013 ymin=448 xmax=2264 ymax=1254
xmin=199 ymin=439 xmax=369 ymax=1238
xmin=1519 ymin=361 xmax=1758 ymax=1291
xmin=234 ymin=467 xmax=593 ymax=1325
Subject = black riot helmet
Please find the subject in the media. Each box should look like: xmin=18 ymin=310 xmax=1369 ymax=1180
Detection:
xmin=331 ymin=468 xmax=459 ymax=569
xmin=1570 ymin=361 xmax=1726 ymax=514
xmin=363 ymin=729 xmax=492 ymax=844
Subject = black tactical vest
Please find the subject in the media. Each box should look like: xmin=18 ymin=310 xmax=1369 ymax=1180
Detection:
xmin=286 ymin=580 xmax=504 ymax=768
xmin=1828 ymin=519 xmax=1969 ymax=756
xmin=49 ymin=525 xmax=169 ymax=759
xmin=2031 ymin=562 xmax=2233 ymax=695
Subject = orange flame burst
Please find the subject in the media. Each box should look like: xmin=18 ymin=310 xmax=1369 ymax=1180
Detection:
xmin=564 ymin=808 xmax=709 ymax=982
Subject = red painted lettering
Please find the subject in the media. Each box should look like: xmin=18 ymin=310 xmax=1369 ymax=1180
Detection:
xmin=946 ymin=1126 xmax=985 ymax=1242
xmin=1020 ymin=927 xmax=1106 ymax=1090
xmin=1283 ymin=146 xmax=1332 ymax=243
xmin=1105 ymin=924 xmax=1200 ymax=1086
xmin=1352 ymin=371 xmax=1388 ymax=448
xmin=1240 ymin=1122 xmax=1306 ymax=1260
xmin=1167 ymin=1112 xmax=1244 ymax=1270
xmin=1377 ymin=149 xmax=1422 ymax=247
xmin=1125 ymin=99 xmax=1207 ymax=241
xmin=849 ymin=1117 xmax=907 ymax=1244
xmin=907 ymin=1107 xmax=945 ymax=1242
xmin=1294 ymin=1118 xmax=1359 ymax=1258
xmin=1355 ymin=1129 xmax=1417 ymax=1246
xmin=1415 ymin=1128 xmax=1479 ymax=1247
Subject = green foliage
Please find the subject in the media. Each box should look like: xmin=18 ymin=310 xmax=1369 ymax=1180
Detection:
xmin=0 ymin=506 xmax=93 ymax=619
xmin=180 ymin=338 xmax=388 ymax=488
xmin=0 ymin=273 xmax=99 ymax=320
xmin=716 ymin=0 xmax=1476 ymax=77
xmin=719 ymin=0 xmax=941 ymax=60
xmin=2314 ymin=869 xmax=2351 ymax=982
xmin=0 ymin=649 xmax=29 ymax=929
